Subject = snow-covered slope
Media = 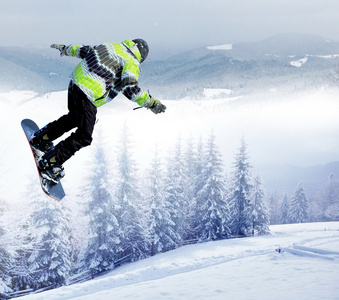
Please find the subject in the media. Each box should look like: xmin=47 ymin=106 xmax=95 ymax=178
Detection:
xmin=21 ymin=222 xmax=339 ymax=300
xmin=1 ymin=88 xmax=339 ymax=300
xmin=1 ymin=34 xmax=338 ymax=98
xmin=0 ymin=46 xmax=77 ymax=93
xmin=207 ymin=44 xmax=233 ymax=51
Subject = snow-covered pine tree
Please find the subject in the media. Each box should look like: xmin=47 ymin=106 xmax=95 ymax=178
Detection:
xmin=190 ymin=136 xmax=205 ymax=239
xmin=308 ymin=198 xmax=323 ymax=222
xmin=0 ymin=201 xmax=13 ymax=297
xmin=330 ymin=64 xmax=339 ymax=86
xmin=250 ymin=176 xmax=270 ymax=235
xmin=279 ymin=194 xmax=290 ymax=224
xmin=195 ymin=132 xmax=231 ymax=241
xmin=78 ymin=144 xmax=120 ymax=275
xmin=115 ymin=123 xmax=149 ymax=262
xmin=27 ymin=191 xmax=72 ymax=289
xmin=289 ymin=182 xmax=309 ymax=223
xmin=228 ymin=138 xmax=253 ymax=237
xmin=268 ymin=192 xmax=280 ymax=225
xmin=11 ymin=182 xmax=46 ymax=292
xmin=164 ymin=136 xmax=189 ymax=243
xmin=11 ymin=213 xmax=35 ymax=292
xmin=145 ymin=147 xmax=179 ymax=255
xmin=0 ymin=158 xmax=13 ymax=297
xmin=322 ymin=174 xmax=339 ymax=221
xmin=194 ymin=137 xmax=204 ymax=191
xmin=182 ymin=136 xmax=198 ymax=240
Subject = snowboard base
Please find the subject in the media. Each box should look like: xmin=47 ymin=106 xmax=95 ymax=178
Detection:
xmin=21 ymin=119 xmax=65 ymax=201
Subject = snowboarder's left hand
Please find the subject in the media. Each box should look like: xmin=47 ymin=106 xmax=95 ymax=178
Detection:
xmin=146 ymin=97 xmax=166 ymax=114
xmin=51 ymin=44 xmax=67 ymax=56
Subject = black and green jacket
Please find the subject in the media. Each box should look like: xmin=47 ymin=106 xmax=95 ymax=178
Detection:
xmin=65 ymin=40 xmax=150 ymax=108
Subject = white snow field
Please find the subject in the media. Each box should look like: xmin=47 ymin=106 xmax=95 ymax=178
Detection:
xmin=21 ymin=222 xmax=339 ymax=300
xmin=207 ymin=44 xmax=233 ymax=50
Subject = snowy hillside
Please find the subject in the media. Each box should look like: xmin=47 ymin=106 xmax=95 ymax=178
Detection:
xmin=1 ymin=34 xmax=338 ymax=98
xmin=21 ymin=222 xmax=339 ymax=300
xmin=229 ymin=33 xmax=339 ymax=59
xmin=142 ymin=33 xmax=339 ymax=98
xmin=0 ymin=46 xmax=77 ymax=93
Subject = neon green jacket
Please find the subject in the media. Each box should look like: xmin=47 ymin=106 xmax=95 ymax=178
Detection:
xmin=64 ymin=40 xmax=150 ymax=108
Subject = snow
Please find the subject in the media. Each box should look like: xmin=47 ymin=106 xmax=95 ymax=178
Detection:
xmin=290 ymin=57 xmax=308 ymax=67
xmin=1 ymin=88 xmax=339 ymax=298
xmin=1 ymin=86 xmax=338 ymax=203
xmin=21 ymin=222 xmax=339 ymax=300
xmin=203 ymin=88 xmax=233 ymax=99
xmin=313 ymin=54 xmax=339 ymax=59
xmin=207 ymin=44 xmax=232 ymax=51
xmin=289 ymin=54 xmax=339 ymax=67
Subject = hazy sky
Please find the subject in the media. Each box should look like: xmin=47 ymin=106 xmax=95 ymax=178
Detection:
xmin=1 ymin=0 xmax=339 ymax=58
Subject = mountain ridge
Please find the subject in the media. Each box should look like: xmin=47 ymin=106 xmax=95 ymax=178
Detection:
xmin=0 ymin=33 xmax=338 ymax=97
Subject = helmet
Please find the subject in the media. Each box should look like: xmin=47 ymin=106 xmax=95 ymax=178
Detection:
xmin=132 ymin=39 xmax=149 ymax=63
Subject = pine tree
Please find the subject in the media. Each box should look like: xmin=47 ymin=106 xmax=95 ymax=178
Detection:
xmin=289 ymin=182 xmax=309 ymax=223
xmin=182 ymin=136 xmax=198 ymax=240
xmin=10 ymin=183 xmax=43 ymax=292
xmin=322 ymin=174 xmax=339 ymax=221
xmin=0 ymin=201 xmax=13 ymax=297
xmin=190 ymin=136 xmax=205 ymax=239
xmin=27 ymin=192 xmax=72 ymax=289
xmin=78 ymin=144 xmax=120 ymax=275
xmin=0 ymin=160 xmax=13 ymax=296
xmin=228 ymin=138 xmax=253 ymax=237
xmin=11 ymin=216 xmax=35 ymax=291
xmin=194 ymin=137 xmax=205 ymax=192
xmin=115 ymin=123 xmax=149 ymax=262
xmin=250 ymin=176 xmax=270 ymax=235
xmin=195 ymin=132 xmax=231 ymax=241
xmin=279 ymin=194 xmax=290 ymax=224
xmin=308 ymin=197 xmax=323 ymax=222
xmin=268 ymin=192 xmax=280 ymax=225
xmin=146 ymin=147 xmax=179 ymax=255
xmin=164 ymin=136 xmax=189 ymax=243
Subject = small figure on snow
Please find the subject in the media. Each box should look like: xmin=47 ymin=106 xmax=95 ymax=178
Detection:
xmin=30 ymin=39 xmax=166 ymax=182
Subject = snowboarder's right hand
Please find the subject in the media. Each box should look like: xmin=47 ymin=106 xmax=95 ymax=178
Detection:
xmin=51 ymin=44 xmax=66 ymax=56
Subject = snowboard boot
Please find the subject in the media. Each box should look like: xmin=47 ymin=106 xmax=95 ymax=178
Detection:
xmin=38 ymin=148 xmax=65 ymax=183
xmin=30 ymin=125 xmax=54 ymax=153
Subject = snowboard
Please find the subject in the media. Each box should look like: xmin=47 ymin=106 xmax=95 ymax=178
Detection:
xmin=21 ymin=119 xmax=65 ymax=201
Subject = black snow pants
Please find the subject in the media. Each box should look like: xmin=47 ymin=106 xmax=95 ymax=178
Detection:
xmin=47 ymin=81 xmax=97 ymax=165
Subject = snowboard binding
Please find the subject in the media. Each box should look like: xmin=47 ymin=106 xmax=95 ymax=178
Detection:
xmin=39 ymin=165 xmax=65 ymax=184
xmin=38 ymin=148 xmax=65 ymax=184
xmin=30 ymin=125 xmax=54 ymax=153
xmin=30 ymin=125 xmax=65 ymax=184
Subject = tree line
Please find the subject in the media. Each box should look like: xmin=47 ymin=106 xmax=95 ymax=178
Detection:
xmin=0 ymin=124 xmax=338 ymax=297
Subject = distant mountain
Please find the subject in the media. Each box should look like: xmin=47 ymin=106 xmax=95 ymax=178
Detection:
xmin=229 ymin=33 xmax=339 ymax=59
xmin=1 ymin=34 xmax=338 ymax=97
xmin=141 ymin=33 xmax=339 ymax=98
xmin=165 ymin=33 xmax=339 ymax=62
xmin=258 ymin=161 xmax=339 ymax=196
xmin=0 ymin=46 xmax=77 ymax=93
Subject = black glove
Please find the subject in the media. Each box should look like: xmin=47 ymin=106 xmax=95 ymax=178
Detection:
xmin=146 ymin=97 xmax=166 ymax=114
xmin=51 ymin=44 xmax=66 ymax=56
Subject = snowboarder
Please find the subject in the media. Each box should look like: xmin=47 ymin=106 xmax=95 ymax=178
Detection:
xmin=30 ymin=39 xmax=166 ymax=182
